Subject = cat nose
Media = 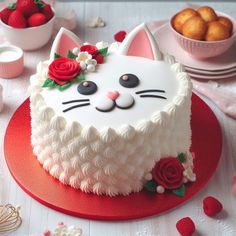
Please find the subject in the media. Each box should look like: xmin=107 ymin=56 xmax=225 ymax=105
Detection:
xmin=107 ymin=90 xmax=120 ymax=101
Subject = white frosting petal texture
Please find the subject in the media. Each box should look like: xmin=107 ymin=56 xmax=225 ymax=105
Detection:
xmin=30 ymin=53 xmax=193 ymax=196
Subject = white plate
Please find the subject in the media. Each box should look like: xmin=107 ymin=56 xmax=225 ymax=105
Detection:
xmin=185 ymin=65 xmax=236 ymax=75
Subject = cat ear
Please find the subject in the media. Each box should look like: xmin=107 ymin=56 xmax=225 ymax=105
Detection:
xmin=118 ymin=23 xmax=162 ymax=60
xmin=50 ymin=27 xmax=82 ymax=60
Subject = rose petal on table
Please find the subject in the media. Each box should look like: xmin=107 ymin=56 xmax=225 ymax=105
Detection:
xmin=176 ymin=217 xmax=196 ymax=236
xmin=203 ymin=196 xmax=223 ymax=217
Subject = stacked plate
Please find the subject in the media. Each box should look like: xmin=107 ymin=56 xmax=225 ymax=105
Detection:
xmin=153 ymin=22 xmax=236 ymax=80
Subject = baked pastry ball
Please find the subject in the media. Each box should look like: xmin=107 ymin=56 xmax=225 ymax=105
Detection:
xmin=218 ymin=16 xmax=233 ymax=34
xmin=197 ymin=6 xmax=218 ymax=22
xmin=172 ymin=8 xmax=199 ymax=33
xmin=182 ymin=16 xmax=208 ymax=40
xmin=205 ymin=21 xmax=230 ymax=41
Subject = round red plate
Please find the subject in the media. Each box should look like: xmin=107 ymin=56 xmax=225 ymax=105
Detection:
xmin=4 ymin=94 xmax=222 ymax=220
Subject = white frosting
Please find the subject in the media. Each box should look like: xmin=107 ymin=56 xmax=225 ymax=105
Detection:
xmin=29 ymin=24 xmax=194 ymax=196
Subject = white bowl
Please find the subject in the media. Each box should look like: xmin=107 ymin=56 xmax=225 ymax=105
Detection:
xmin=0 ymin=11 xmax=55 ymax=51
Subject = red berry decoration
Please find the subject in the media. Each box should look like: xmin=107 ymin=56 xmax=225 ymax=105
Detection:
xmin=8 ymin=10 xmax=27 ymax=28
xmin=28 ymin=12 xmax=46 ymax=27
xmin=95 ymin=54 xmax=104 ymax=64
xmin=16 ymin=0 xmax=39 ymax=17
xmin=40 ymin=3 xmax=54 ymax=21
xmin=0 ymin=7 xmax=14 ymax=24
xmin=114 ymin=31 xmax=127 ymax=42
xmin=203 ymin=196 xmax=223 ymax=217
xmin=176 ymin=217 xmax=196 ymax=236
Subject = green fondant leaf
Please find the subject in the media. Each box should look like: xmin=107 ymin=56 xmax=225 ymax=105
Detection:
xmin=172 ymin=185 xmax=185 ymax=197
xmin=42 ymin=78 xmax=55 ymax=88
xmin=178 ymin=153 xmax=186 ymax=163
xmin=98 ymin=47 xmax=108 ymax=57
xmin=8 ymin=3 xmax=16 ymax=10
xmin=73 ymin=73 xmax=85 ymax=81
xmin=54 ymin=53 xmax=61 ymax=59
xmin=34 ymin=0 xmax=45 ymax=8
xmin=144 ymin=179 xmax=157 ymax=193
xmin=54 ymin=81 xmax=71 ymax=91
xmin=67 ymin=50 xmax=77 ymax=59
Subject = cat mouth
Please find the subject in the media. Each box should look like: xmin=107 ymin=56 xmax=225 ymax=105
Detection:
xmin=62 ymin=89 xmax=166 ymax=113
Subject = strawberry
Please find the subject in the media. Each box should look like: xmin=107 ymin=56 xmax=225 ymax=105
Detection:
xmin=28 ymin=12 xmax=46 ymax=27
xmin=8 ymin=10 xmax=27 ymax=28
xmin=40 ymin=3 xmax=54 ymax=22
xmin=0 ymin=8 xmax=14 ymax=24
xmin=0 ymin=3 xmax=16 ymax=24
xmin=16 ymin=0 xmax=39 ymax=17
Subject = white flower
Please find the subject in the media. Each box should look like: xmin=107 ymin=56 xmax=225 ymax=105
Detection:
xmin=80 ymin=61 xmax=87 ymax=70
xmin=96 ymin=41 xmax=109 ymax=50
xmin=183 ymin=168 xmax=196 ymax=182
xmin=76 ymin=52 xmax=92 ymax=63
xmin=87 ymin=64 xmax=95 ymax=72
xmin=108 ymin=42 xmax=120 ymax=53
xmin=86 ymin=59 xmax=97 ymax=66
xmin=72 ymin=47 xmax=79 ymax=55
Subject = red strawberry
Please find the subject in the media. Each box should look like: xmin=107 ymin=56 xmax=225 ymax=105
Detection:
xmin=8 ymin=10 xmax=27 ymax=28
xmin=0 ymin=8 xmax=14 ymax=24
xmin=40 ymin=3 xmax=54 ymax=22
xmin=114 ymin=31 xmax=127 ymax=42
xmin=28 ymin=12 xmax=46 ymax=27
xmin=203 ymin=196 xmax=223 ymax=217
xmin=176 ymin=217 xmax=196 ymax=236
xmin=16 ymin=0 xmax=39 ymax=17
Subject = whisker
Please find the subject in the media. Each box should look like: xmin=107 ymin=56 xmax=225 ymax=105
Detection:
xmin=140 ymin=95 xmax=167 ymax=99
xmin=136 ymin=89 xmax=165 ymax=94
xmin=63 ymin=103 xmax=90 ymax=112
xmin=62 ymin=99 xmax=90 ymax=104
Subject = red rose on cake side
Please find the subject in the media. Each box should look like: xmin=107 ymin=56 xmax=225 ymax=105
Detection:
xmin=144 ymin=153 xmax=195 ymax=197
xmin=152 ymin=157 xmax=184 ymax=189
xmin=48 ymin=57 xmax=81 ymax=85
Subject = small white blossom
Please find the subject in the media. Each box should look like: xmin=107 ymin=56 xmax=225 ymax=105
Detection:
xmin=76 ymin=52 xmax=92 ymax=63
xmin=108 ymin=42 xmax=120 ymax=53
xmin=86 ymin=59 xmax=97 ymax=66
xmin=80 ymin=61 xmax=87 ymax=70
xmin=96 ymin=41 xmax=109 ymax=50
xmin=145 ymin=173 xmax=152 ymax=181
xmin=87 ymin=64 xmax=95 ymax=72
xmin=183 ymin=168 xmax=196 ymax=182
xmin=72 ymin=47 xmax=79 ymax=55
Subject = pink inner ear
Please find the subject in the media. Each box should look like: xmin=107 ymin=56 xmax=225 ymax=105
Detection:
xmin=127 ymin=29 xmax=154 ymax=60
xmin=56 ymin=33 xmax=81 ymax=57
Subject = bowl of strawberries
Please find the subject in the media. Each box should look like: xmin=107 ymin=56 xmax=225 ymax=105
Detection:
xmin=0 ymin=0 xmax=55 ymax=50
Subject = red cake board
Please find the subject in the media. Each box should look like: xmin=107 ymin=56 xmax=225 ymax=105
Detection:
xmin=4 ymin=93 xmax=222 ymax=221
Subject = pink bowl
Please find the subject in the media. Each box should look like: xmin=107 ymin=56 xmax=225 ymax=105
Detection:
xmin=170 ymin=11 xmax=236 ymax=59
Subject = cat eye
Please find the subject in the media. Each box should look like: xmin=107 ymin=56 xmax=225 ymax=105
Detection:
xmin=77 ymin=81 xmax=97 ymax=95
xmin=119 ymin=74 xmax=139 ymax=88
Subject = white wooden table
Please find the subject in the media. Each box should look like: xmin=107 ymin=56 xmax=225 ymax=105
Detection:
xmin=1 ymin=1 xmax=236 ymax=235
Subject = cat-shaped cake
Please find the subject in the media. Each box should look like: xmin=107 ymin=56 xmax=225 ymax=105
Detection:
xmin=30 ymin=23 xmax=195 ymax=196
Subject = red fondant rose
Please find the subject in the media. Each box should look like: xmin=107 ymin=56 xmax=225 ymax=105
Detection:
xmin=48 ymin=57 xmax=81 ymax=85
xmin=80 ymin=44 xmax=98 ymax=57
xmin=152 ymin=157 xmax=184 ymax=189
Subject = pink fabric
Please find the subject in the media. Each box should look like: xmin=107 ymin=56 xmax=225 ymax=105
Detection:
xmin=127 ymin=29 xmax=154 ymax=60
xmin=192 ymin=79 xmax=236 ymax=120
xmin=232 ymin=175 xmax=236 ymax=197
